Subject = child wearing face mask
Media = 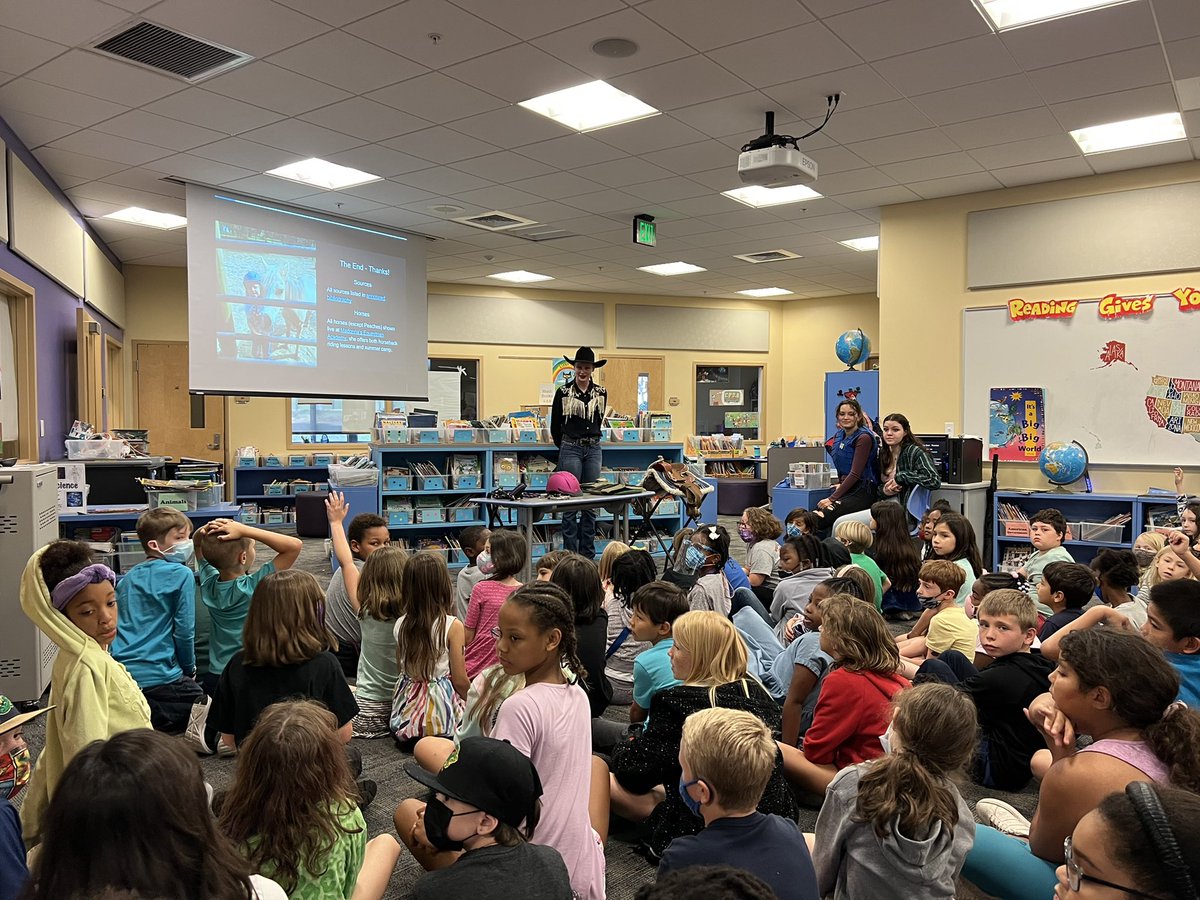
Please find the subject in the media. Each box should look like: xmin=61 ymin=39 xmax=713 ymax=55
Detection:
xmin=0 ymin=695 xmax=51 ymax=895
xmin=1133 ymin=531 xmax=1166 ymax=594
xmin=110 ymin=508 xmax=213 ymax=749
xmin=770 ymin=535 xmax=837 ymax=643
xmin=679 ymin=525 xmax=733 ymax=617
xmin=738 ymin=507 xmax=783 ymax=605
xmin=896 ymin=560 xmax=972 ymax=668
xmin=463 ymin=531 xmax=526 ymax=680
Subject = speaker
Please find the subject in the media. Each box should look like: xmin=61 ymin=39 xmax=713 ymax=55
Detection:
xmin=916 ymin=436 xmax=983 ymax=485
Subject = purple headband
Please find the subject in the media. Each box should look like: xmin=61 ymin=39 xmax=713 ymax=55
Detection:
xmin=50 ymin=564 xmax=116 ymax=611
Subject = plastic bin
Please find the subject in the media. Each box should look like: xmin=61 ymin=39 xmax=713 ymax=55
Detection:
xmin=415 ymin=506 xmax=446 ymax=523
xmin=312 ymin=453 xmax=335 ymax=466
xmin=486 ymin=429 xmax=510 ymax=443
xmin=412 ymin=428 xmax=442 ymax=444
xmin=116 ymin=540 xmax=147 ymax=573
xmin=387 ymin=508 xmax=412 ymax=526
xmin=651 ymin=428 xmax=671 ymax=442
xmin=385 ymin=474 xmax=413 ymax=491
xmin=287 ymin=454 xmax=310 ymax=466
xmin=515 ymin=427 xmax=541 ymax=444
xmin=450 ymin=506 xmax=476 ymax=522
xmin=446 ymin=427 xmax=478 ymax=443
xmin=263 ymin=455 xmax=285 ymax=467
xmin=417 ymin=473 xmax=447 ymax=491
xmin=146 ymin=490 xmax=198 ymax=511
xmin=236 ymin=455 xmax=259 ymax=468
xmin=194 ymin=483 xmax=224 ymax=507
xmin=65 ymin=439 xmax=127 ymax=460
xmin=527 ymin=472 xmax=549 ymax=490
xmin=1068 ymin=521 xmax=1124 ymax=543
xmin=452 ymin=474 xmax=480 ymax=489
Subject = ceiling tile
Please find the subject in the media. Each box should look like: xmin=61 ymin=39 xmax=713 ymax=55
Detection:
xmin=93 ymin=109 xmax=225 ymax=152
xmin=451 ymin=184 xmax=545 ymax=210
xmin=49 ymin=129 xmax=173 ymax=166
xmin=130 ymin=249 xmax=189 ymax=266
xmin=0 ymin=0 xmax=129 ymax=44
xmin=268 ymin=30 xmax=427 ymax=94
xmin=27 ymin=49 xmax=184 ymax=106
xmin=441 ymin=42 xmax=590 ymax=102
xmin=292 ymin=192 xmax=386 ymax=215
xmin=1000 ymin=0 xmax=1159 ymax=69
xmin=764 ymin=65 xmax=902 ymax=120
xmin=33 ymin=146 xmax=127 ymax=181
xmin=821 ymin=98 xmax=933 ymax=143
xmin=709 ymin=22 xmax=861 ymax=88
xmin=384 ymin=125 xmax=501 ymax=163
xmin=100 ymin=168 xmax=186 ymax=198
xmin=968 ymin=134 xmax=1081 ymax=169
xmin=0 ymin=25 xmax=67 ymax=77
xmin=141 ymin=88 xmax=285 ymax=135
xmin=613 ymin=54 xmax=753 ymax=112
xmin=588 ymin=115 xmax=708 ymax=155
xmin=338 ymin=179 xmax=439 ymax=206
xmin=221 ymin=173 xmax=319 ymax=201
xmin=367 ymin=71 xmax=507 ymax=122
xmin=367 ymin=206 xmax=442 ymax=230
xmin=505 ymin=199 xmax=589 ymax=223
xmin=940 ymin=107 xmax=1062 ymax=149
xmin=532 ymin=8 xmax=694 ymax=79
xmin=990 ymin=156 xmax=1094 ymax=188
xmin=625 ymin=175 xmax=710 ymax=202
xmin=322 ymin=144 xmax=434 ymax=177
xmin=1151 ymin=0 xmax=1200 ymax=39
xmin=142 ymin=152 xmax=258 ymax=185
xmin=345 ymin=0 xmax=520 ymax=68
xmin=1167 ymin=36 xmax=1200 ymax=81
xmin=1049 ymin=83 xmax=1180 ymax=131
xmin=639 ymin=0 xmax=813 ymax=51
xmin=448 ymin=0 xmax=624 ymax=39
xmin=147 ymin=0 xmax=329 ymax=57
xmin=1085 ymin=139 xmax=1194 ymax=174
xmin=239 ymin=119 xmax=366 ymax=156
xmin=452 ymin=151 xmax=555 ymax=182
xmin=810 ymin=167 xmax=897 ymax=195
xmin=909 ymin=171 xmax=1003 ymax=199
xmin=507 ymin=170 xmax=608 ymax=199
xmin=835 ymin=184 xmax=922 ymax=209
xmin=872 ymin=34 xmax=1019 ymax=97
xmin=272 ymin=0 xmax=399 ymax=26
xmin=670 ymin=91 xmax=800 ymax=139
xmin=104 ymin=235 xmax=190 ymax=260
xmin=299 ymin=97 xmax=432 ymax=143
xmin=393 ymin=166 xmax=494 ymax=195
xmin=641 ymin=139 xmax=735 ymax=175
xmin=911 ymin=74 xmax=1044 ymax=126
xmin=206 ymin=62 xmax=352 ymax=116
xmin=879 ymin=151 xmax=983 ymax=182
xmin=1029 ymin=46 xmax=1171 ymax=105
xmin=557 ymin=189 xmax=649 ymax=214
xmin=575 ymin=156 xmax=677 ymax=187
xmin=447 ymin=106 xmax=572 ymax=149
xmin=803 ymin=144 xmax=871 ymax=175
xmin=0 ymin=110 xmax=77 ymax=148
xmin=0 ymin=79 xmax=131 ymax=128
xmin=847 ymin=128 xmax=959 ymax=166
xmin=68 ymin=180 xmax=185 ymax=214
xmin=516 ymin=133 xmax=627 ymax=168
xmin=190 ymin=136 xmax=295 ymax=171
xmin=824 ymin=0 xmax=990 ymax=61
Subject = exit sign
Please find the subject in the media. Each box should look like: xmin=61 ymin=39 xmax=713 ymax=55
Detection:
xmin=633 ymin=215 xmax=656 ymax=246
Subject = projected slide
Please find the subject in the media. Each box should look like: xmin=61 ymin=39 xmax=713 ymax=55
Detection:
xmin=186 ymin=186 xmax=427 ymax=399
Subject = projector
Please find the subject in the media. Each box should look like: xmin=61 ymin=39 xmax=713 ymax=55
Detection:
xmin=737 ymin=145 xmax=818 ymax=186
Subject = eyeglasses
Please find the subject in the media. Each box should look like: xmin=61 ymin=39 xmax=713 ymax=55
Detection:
xmin=1063 ymin=836 xmax=1158 ymax=897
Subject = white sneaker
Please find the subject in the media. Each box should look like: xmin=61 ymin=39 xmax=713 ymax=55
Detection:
xmin=976 ymin=798 xmax=1031 ymax=838
xmin=182 ymin=697 xmax=214 ymax=755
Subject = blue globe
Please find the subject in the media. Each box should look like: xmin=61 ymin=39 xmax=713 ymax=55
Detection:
xmin=835 ymin=329 xmax=871 ymax=368
xmin=1038 ymin=441 xmax=1089 ymax=486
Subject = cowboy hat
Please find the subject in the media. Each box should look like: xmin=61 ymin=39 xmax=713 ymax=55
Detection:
xmin=565 ymin=346 xmax=607 ymax=368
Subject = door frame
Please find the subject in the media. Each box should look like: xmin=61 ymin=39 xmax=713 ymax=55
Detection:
xmin=0 ymin=269 xmax=38 ymax=461
xmin=104 ymin=335 xmax=125 ymax=429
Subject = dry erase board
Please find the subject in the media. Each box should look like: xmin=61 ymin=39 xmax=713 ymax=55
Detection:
xmin=962 ymin=297 xmax=1200 ymax=465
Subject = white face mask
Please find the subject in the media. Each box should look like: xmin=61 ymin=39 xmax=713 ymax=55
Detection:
xmin=879 ymin=722 xmax=896 ymax=754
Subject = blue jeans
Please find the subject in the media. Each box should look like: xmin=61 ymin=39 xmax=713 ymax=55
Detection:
xmin=558 ymin=440 xmax=602 ymax=559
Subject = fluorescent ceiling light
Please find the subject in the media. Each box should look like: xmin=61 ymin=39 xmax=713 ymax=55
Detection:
xmin=518 ymin=80 xmax=660 ymax=132
xmin=637 ymin=261 xmax=707 ymax=276
xmin=722 ymin=184 xmax=823 ymax=208
xmin=265 ymin=157 xmax=381 ymax=190
xmin=102 ymin=207 xmax=187 ymax=230
xmin=1069 ymin=112 xmax=1186 ymax=154
xmin=737 ymin=287 xmax=792 ymax=297
xmin=973 ymin=0 xmax=1135 ymax=31
xmin=839 ymin=236 xmax=879 ymax=252
xmin=488 ymin=270 xmax=554 ymax=283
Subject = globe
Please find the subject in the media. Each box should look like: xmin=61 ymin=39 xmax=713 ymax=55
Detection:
xmin=1038 ymin=441 xmax=1089 ymax=486
xmin=835 ymin=329 xmax=871 ymax=369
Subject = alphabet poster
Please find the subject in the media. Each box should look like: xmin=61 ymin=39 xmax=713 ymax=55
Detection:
xmin=989 ymin=387 xmax=1045 ymax=462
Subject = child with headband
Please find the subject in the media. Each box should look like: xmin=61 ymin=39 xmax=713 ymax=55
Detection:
xmin=18 ymin=541 xmax=152 ymax=847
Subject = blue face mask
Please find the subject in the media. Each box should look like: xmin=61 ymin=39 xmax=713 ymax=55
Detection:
xmin=785 ymin=522 xmax=802 ymax=538
xmin=162 ymin=539 xmax=194 ymax=566
xmin=684 ymin=545 xmax=709 ymax=571
xmin=678 ymin=777 xmax=704 ymax=818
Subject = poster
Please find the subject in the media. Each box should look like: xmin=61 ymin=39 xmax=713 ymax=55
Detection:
xmin=989 ymin=387 xmax=1045 ymax=461
xmin=724 ymin=411 xmax=758 ymax=430
xmin=697 ymin=366 xmax=729 ymax=383
xmin=552 ymin=357 xmax=573 ymax=388
xmin=709 ymin=389 xmax=744 ymax=406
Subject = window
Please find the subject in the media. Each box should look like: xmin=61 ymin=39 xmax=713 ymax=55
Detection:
xmin=695 ymin=365 xmax=762 ymax=440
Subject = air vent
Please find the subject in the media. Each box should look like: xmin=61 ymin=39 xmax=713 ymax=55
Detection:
xmin=510 ymin=225 xmax=575 ymax=242
xmin=91 ymin=21 xmax=253 ymax=83
xmin=453 ymin=210 xmax=538 ymax=231
xmin=733 ymin=249 xmax=803 ymax=264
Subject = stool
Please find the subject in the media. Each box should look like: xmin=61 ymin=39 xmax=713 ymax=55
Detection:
xmin=295 ymin=491 xmax=331 ymax=538
xmin=715 ymin=478 xmax=768 ymax=516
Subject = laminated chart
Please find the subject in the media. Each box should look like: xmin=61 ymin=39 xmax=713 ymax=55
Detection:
xmin=1145 ymin=376 xmax=1200 ymax=441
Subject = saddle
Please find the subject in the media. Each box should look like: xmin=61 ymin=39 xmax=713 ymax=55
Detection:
xmin=640 ymin=456 xmax=714 ymax=520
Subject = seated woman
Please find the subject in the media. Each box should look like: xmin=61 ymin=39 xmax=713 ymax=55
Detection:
xmin=962 ymin=628 xmax=1200 ymax=900
xmin=812 ymin=399 xmax=879 ymax=534
xmin=605 ymin=611 xmax=798 ymax=860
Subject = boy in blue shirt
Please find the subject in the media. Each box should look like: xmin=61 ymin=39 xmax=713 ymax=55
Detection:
xmin=111 ymin=508 xmax=211 ymax=748
xmin=628 ymin=581 xmax=689 ymax=727
xmin=660 ymin=707 xmax=819 ymax=900
xmin=1141 ymin=578 xmax=1200 ymax=707
xmin=193 ymin=517 xmax=301 ymax=735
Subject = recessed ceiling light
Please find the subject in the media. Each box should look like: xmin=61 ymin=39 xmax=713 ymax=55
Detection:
xmin=488 ymin=270 xmax=554 ymax=283
xmin=519 ymin=80 xmax=660 ymax=132
xmin=637 ymin=261 xmax=707 ymax=276
xmin=839 ymin=236 xmax=879 ymax=252
xmin=102 ymin=207 xmax=187 ymax=229
xmin=737 ymin=287 xmax=792 ymax=297
xmin=972 ymin=0 xmax=1135 ymax=31
xmin=1069 ymin=112 xmax=1186 ymax=154
xmin=722 ymin=184 xmax=823 ymax=208
xmin=265 ymin=157 xmax=381 ymax=190
xmin=591 ymin=38 xmax=638 ymax=58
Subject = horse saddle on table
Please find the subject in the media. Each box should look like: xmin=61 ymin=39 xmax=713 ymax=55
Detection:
xmin=640 ymin=456 xmax=714 ymax=521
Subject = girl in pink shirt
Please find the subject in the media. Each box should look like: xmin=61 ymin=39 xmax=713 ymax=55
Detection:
xmin=463 ymin=531 xmax=525 ymax=680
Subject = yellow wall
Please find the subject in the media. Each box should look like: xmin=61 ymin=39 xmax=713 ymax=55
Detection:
xmin=122 ymin=265 xmax=877 ymax=464
xmin=879 ymin=159 xmax=1200 ymax=493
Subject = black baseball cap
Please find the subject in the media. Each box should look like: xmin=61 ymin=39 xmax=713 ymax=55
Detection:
xmin=406 ymin=736 xmax=542 ymax=829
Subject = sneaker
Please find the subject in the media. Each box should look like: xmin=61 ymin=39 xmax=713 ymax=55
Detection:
xmin=217 ymin=741 xmax=238 ymax=759
xmin=356 ymin=779 xmax=378 ymax=810
xmin=976 ymin=798 xmax=1031 ymax=838
xmin=182 ymin=697 xmax=214 ymax=755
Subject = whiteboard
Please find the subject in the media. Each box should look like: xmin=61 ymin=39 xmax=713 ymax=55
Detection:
xmin=962 ymin=296 xmax=1200 ymax=465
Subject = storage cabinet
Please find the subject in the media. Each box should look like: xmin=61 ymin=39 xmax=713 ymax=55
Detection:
xmin=992 ymin=490 xmax=1137 ymax=571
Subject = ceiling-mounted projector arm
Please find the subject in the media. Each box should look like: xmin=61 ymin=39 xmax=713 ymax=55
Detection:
xmin=739 ymin=95 xmax=841 ymax=153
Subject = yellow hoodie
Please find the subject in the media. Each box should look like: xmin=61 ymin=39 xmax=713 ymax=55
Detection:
xmin=19 ymin=546 xmax=151 ymax=846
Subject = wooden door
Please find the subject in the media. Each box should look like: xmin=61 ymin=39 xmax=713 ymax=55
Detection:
xmin=600 ymin=356 xmax=665 ymax=416
xmin=135 ymin=342 xmax=225 ymax=461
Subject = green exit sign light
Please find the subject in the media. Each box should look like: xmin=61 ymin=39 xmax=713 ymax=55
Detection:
xmin=633 ymin=215 xmax=656 ymax=246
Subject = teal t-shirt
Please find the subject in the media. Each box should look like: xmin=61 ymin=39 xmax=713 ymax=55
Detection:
xmin=1168 ymin=651 xmax=1200 ymax=709
xmin=199 ymin=560 xmax=276 ymax=676
xmin=633 ymin=638 xmax=680 ymax=710
xmin=849 ymin=553 xmax=888 ymax=610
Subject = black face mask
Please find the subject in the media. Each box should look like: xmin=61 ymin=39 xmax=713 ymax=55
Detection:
xmin=423 ymin=797 xmax=476 ymax=852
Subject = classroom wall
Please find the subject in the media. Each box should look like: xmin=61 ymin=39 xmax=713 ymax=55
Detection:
xmin=879 ymin=159 xmax=1200 ymax=494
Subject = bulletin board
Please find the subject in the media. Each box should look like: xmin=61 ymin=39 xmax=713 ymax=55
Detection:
xmin=962 ymin=291 xmax=1200 ymax=465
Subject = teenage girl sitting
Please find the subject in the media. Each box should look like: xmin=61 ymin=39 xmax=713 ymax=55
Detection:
xmin=812 ymin=399 xmax=880 ymax=532
xmin=869 ymin=501 xmax=922 ymax=619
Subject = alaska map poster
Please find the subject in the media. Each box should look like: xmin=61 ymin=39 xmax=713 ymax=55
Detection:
xmin=989 ymin=387 xmax=1046 ymax=462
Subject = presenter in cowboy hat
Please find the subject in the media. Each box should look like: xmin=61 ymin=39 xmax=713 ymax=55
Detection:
xmin=550 ymin=347 xmax=608 ymax=560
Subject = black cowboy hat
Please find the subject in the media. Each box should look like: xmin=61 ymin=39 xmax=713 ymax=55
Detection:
xmin=565 ymin=346 xmax=607 ymax=368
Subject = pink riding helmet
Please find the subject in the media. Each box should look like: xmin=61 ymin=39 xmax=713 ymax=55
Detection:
xmin=547 ymin=471 xmax=581 ymax=495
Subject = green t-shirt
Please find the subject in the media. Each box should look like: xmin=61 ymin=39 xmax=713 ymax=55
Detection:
xmin=850 ymin=552 xmax=888 ymax=610
xmin=253 ymin=804 xmax=366 ymax=900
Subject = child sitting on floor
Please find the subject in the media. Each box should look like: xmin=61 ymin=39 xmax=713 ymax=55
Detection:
xmin=628 ymin=581 xmax=690 ymax=726
xmin=896 ymin=560 xmax=970 ymax=670
xmin=834 ymin=520 xmax=890 ymax=612
xmin=1037 ymin=561 xmax=1094 ymax=641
